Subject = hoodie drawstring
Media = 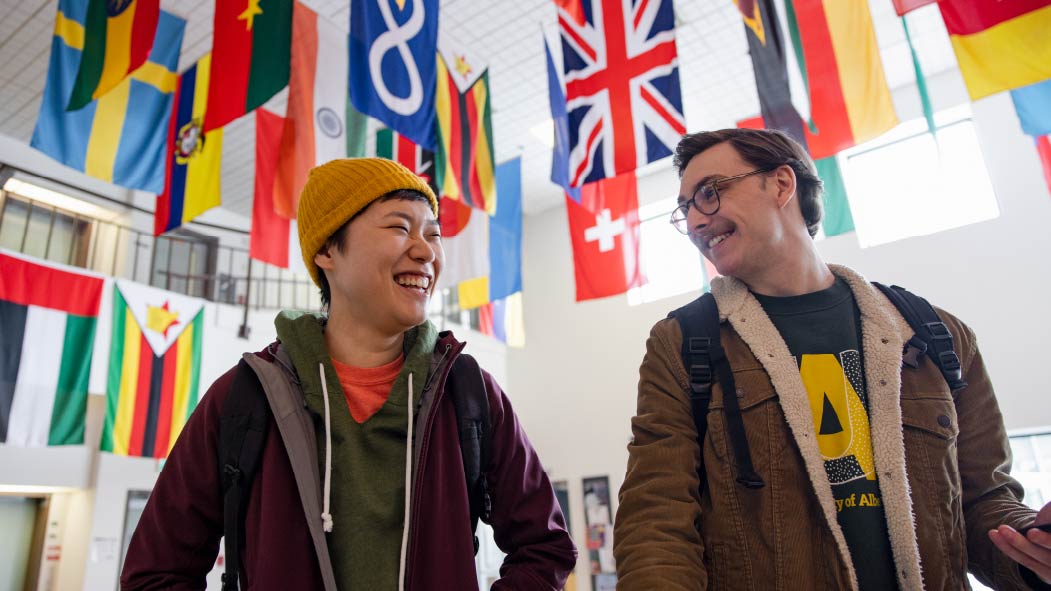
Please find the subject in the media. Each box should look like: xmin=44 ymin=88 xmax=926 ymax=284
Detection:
xmin=397 ymin=372 xmax=414 ymax=591
xmin=319 ymin=363 xmax=334 ymax=533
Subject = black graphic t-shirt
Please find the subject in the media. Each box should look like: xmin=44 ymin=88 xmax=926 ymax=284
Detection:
xmin=755 ymin=278 xmax=898 ymax=591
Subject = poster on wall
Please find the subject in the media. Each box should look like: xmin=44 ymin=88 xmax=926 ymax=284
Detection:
xmin=582 ymin=476 xmax=616 ymax=588
xmin=552 ymin=480 xmax=577 ymax=591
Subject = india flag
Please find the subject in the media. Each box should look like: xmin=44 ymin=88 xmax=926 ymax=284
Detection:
xmin=0 ymin=251 xmax=104 ymax=446
xmin=100 ymin=280 xmax=204 ymax=458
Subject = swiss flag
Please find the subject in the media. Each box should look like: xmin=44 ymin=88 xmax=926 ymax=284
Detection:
xmin=566 ymin=172 xmax=645 ymax=301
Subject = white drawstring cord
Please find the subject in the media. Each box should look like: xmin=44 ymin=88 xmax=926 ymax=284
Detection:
xmin=319 ymin=363 xmax=334 ymax=533
xmin=397 ymin=373 xmax=414 ymax=591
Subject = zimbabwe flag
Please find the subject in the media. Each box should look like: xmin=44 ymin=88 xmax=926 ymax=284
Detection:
xmin=100 ymin=280 xmax=204 ymax=458
xmin=435 ymin=51 xmax=496 ymax=215
xmin=203 ymin=0 xmax=293 ymax=132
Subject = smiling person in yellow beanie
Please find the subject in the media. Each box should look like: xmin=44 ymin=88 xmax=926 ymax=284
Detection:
xmin=123 ymin=158 xmax=577 ymax=591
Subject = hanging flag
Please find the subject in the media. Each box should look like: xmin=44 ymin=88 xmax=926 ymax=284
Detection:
xmin=544 ymin=32 xmax=581 ymax=202
xmin=892 ymin=0 xmax=934 ymax=17
xmin=938 ymin=0 xmax=1051 ymax=101
xmin=273 ymin=2 xmax=349 ymax=220
xmin=1037 ymin=136 xmax=1051 ymax=198
xmin=435 ymin=45 xmax=497 ymax=214
xmin=789 ymin=0 xmax=898 ymax=155
xmin=31 ymin=1 xmax=185 ymax=194
xmin=154 ymin=54 xmax=223 ymax=236
xmin=66 ymin=0 xmax=160 ymax=111
xmin=1011 ymin=79 xmax=1051 ymax=138
xmin=375 ymin=127 xmax=439 ymax=194
xmin=558 ymin=0 xmax=686 ymax=188
xmin=814 ymin=157 xmax=854 ymax=236
xmin=566 ymin=172 xmax=645 ymax=302
xmin=349 ymin=0 xmax=439 ymax=150
xmin=436 ymin=197 xmax=489 ymax=293
xmin=488 ymin=157 xmax=523 ymax=302
xmin=100 ymin=280 xmax=204 ymax=458
xmin=0 ymin=251 xmax=104 ymax=447
xmin=490 ymin=292 xmax=525 ymax=347
xmin=203 ymin=0 xmax=293 ymax=131
xmin=250 ymin=109 xmax=301 ymax=270
xmin=735 ymin=0 xmax=810 ymax=146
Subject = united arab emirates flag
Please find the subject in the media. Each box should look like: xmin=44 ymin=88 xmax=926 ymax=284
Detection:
xmin=202 ymin=0 xmax=293 ymax=131
xmin=100 ymin=279 xmax=204 ymax=458
xmin=0 ymin=251 xmax=104 ymax=446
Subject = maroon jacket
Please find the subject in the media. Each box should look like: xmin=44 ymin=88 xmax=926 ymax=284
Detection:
xmin=122 ymin=331 xmax=576 ymax=589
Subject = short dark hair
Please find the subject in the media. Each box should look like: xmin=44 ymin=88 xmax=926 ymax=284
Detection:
xmin=317 ymin=188 xmax=434 ymax=310
xmin=674 ymin=128 xmax=824 ymax=237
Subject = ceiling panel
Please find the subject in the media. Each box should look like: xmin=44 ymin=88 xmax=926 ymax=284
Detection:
xmin=0 ymin=0 xmax=957 ymax=218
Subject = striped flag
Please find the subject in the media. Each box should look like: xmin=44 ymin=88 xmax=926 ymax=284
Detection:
xmin=203 ymin=0 xmax=293 ymax=131
xmin=939 ymin=0 xmax=1051 ymax=101
xmin=375 ymin=128 xmax=439 ymax=194
xmin=435 ymin=45 xmax=497 ymax=215
xmin=272 ymin=2 xmax=350 ymax=220
xmin=31 ymin=1 xmax=185 ymax=194
xmin=1 ymin=251 xmax=104 ymax=446
xmin=154 ymin=54 xmax=223 ymax=236
xmin=250 ymin=108 xmax=305 ymax=273
xmin=66 ymin=0 xmax=160 ymax=111
xmin=100 ymin=280 xmax=204 ymax=458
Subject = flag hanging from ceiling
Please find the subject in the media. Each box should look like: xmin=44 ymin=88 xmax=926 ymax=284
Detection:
xmin=789 ymin=0 xmax=898 ymax=156
xmin=31 ymin=1 xmax=184 ymax=194
xmin=1011 ymin=78 xmax=1051 ymax=138
xmin=938 ymin=0 xmax=1051 ymax=101
xmin=558 ymin=0 xmax=686 ymax=188
xmin=735 ymin=0 xmax=810 ymax=147
xmin=491 ymin=293 xmax=525 ymax=347
xmin=273 ymin=2 xmax=349 ymax=220
xmin=66 ymin=0 xmax=160 ymax=111
xmin=375 ymin=127 xmax=439 ymax=193
xmin=544 ymin=32 xmax=581 ymax=202
xmin=435 ymin=46 xmax=497 ymax=215
xmin=1036 ymin=136 xmax=1051 ymax=198
xmin=251 ymin=109 xmax=305 ymax=272
xmin=566 ymin=172 xmax=645 ymax=302
xmin=0 ymin=251 xmax=104 ymax=447
xmin=891 ymin=0 xmax=934 ymax=17
xmin=436 ymin=197 xmax=489 ymax=293
xmin=203 ymin=0 xmax=293 ymax=131
xmin=154 ymin=54 xmax=223 ymax=236
xmin=100 ymin=280 xmax=204 ymax=458
xmin=349 ymin=0 xmax=439 ymax=150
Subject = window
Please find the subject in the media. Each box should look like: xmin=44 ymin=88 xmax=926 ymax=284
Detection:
xmin=150 ymin=231 xmax=218 ymax=299
xmin=840 ymin=107 xmax=999 ymax=248
xmin=0 ymin=193 xmax=93 ymax=266
xmin=627 ymin=197 xmax=712 ymax=306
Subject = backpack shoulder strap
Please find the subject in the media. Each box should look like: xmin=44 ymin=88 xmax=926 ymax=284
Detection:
xmin=872 ymin=282 xmax=968 ymax=392
xmin=446 ymin=352 xmax=492 ymax=555
xmin=669 ymin=293 xmax=764 ymax=490
xmin=218 ymin=359 xmax=271 ymax=591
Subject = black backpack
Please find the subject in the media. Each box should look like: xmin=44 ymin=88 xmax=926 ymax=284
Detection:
xmin=669 ymin=282 xmax=967 ymax=491
xmin=217 ymin=353 xmax=493 ymax=591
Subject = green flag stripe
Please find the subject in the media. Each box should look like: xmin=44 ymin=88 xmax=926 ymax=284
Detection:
xmin=186 ymin=308 xmax=204 ymax=414
xmin=68 ymin=0 xmax=109 ymax=111
xmin=376 ymin=128 xmax=394 ymax=159
xmin=346 ymin=99 xmax=368 ymax=157
xmin=245 ymin=0 xmax=292 ymax=111
xmin=816 ymin=157 xmax=855 ymax=236
xmin=782 ymin=0 xmax=816 ymax=132
xmin=100 ymin=289 xmax=128 ymax=452
xmin=48 ymin=314 xmax=96 ymax=445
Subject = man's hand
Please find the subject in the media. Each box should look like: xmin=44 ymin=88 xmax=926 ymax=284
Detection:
xmin=989 ymin=501 xmax=1051 ymax=584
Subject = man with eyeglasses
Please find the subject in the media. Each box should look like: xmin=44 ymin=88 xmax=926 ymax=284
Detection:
xmin=613 ymin=128 xmax=1051 ymax=590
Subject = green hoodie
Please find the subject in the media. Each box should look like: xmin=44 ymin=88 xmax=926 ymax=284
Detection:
xmin=275 ymin=311 xmax=438 ymax=590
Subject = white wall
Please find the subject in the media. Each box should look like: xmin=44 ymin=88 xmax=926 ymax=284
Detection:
xmin=508 ymin=79 xmax=1051 ymax=589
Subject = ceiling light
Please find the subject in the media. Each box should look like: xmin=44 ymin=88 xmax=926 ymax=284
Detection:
xmin=3 ymin=178 xmax=117 ymax=220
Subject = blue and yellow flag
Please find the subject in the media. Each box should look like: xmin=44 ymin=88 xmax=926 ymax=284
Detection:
xmin=30 ymin=0 xmax=184 ymax=194
xmin=154 ymin=54 xmax=223 ymax=236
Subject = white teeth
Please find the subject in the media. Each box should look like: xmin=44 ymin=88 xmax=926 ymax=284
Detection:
xmin=707 ymin=232 xmax=732 ymax=249
xmin=395 ymin=275 xmax=430 ymax=289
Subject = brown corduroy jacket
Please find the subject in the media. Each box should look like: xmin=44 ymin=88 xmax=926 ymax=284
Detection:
xmin=614 ymin=265 xmax=1038 ymax=590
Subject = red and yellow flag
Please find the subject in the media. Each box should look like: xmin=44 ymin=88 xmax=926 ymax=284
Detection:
xmin=67 ymin=0 xmax=160 ymax=111
xmin=939 ymin=0 xmax=1051 ymax=100
xmin=435 ymin=51 xmax=497 ymax=215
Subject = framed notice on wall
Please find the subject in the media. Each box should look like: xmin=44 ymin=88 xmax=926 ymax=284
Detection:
xmin=582 ymin=476 xmax=616 ymax=588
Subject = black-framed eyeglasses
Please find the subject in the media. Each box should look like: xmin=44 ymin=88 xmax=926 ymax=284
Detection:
xmin=670 ymin=167 xmax=776 ymax=234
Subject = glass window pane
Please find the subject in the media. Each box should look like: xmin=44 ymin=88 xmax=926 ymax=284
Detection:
xmin=0 ymin=198 xmax=30 ymax=252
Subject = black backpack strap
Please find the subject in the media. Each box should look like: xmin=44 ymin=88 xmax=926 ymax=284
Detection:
xmin=872 ymin=283 xmax=968 ymax=392
xmin=671 ymin=294 xmax=764 ymax=490
xmin=446 ymin=353 xmax=492 ymax=555
xmin=218 ymin=360 xmax=271 ymax=591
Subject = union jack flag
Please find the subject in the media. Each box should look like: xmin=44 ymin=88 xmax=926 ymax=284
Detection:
xmin=558 ymin=0 xmax=686 ymax=188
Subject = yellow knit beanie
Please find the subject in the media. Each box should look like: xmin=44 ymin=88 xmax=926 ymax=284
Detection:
xmin=297 ymin=158 xmax=439 ymax=287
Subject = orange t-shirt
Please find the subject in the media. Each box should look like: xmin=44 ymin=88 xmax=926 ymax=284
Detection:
xmin=330 ymin=353 xmax=405 ymax=423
